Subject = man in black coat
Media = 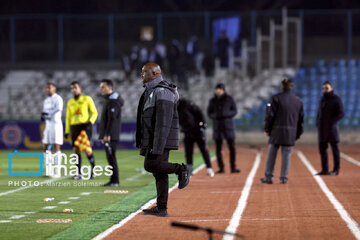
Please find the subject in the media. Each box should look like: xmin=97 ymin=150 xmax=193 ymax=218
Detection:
xmin=260 ymin=79 xmax=304 ymax=184
xmin=316 ymin=81 xmax=344 ymax=176
xmin=207 ymin=83 xmax=240 ymax=174
xmin=137 ymin=62 xmax=190 ymax=217
xmin=177 ymin=98 xmax=214 ymax=177
xmin=99 ymin=79 xmax=124 ymax=187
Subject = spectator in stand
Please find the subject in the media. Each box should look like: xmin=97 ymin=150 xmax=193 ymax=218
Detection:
xmin=217 ymin=30 xmax=230 ymax=68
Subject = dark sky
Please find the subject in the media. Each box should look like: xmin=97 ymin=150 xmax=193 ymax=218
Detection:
xmin=1 ymin=0 xmax=360 ymax=14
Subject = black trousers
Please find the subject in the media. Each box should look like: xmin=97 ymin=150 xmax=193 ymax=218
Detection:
xmin=144 ymin=149 xmax=182 ymax=209
xmin=184 ymin=130 xmax=212 ymax=168
xmin=215 ymin=138 xmax=236 ymax=171
xmin=319 ymin=141 xmax=340 ymax=172
xmin=104 ymin=141 xmax=119 ymax=184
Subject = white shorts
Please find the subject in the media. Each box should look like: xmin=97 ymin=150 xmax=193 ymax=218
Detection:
xmin=42 ymin=123 xmax=63 ymax=145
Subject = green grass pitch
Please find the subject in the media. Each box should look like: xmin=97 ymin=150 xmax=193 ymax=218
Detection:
xmin=0 ymin=149 xmax=206 ymax=240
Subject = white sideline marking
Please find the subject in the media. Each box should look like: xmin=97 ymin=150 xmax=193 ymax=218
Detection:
xmin=92 ymin=156 xmax=217 ymax=240
xmin=58 ymin=201 xmax=70 ymax=204
xmin=80 ymin=192 xmax=92 ymax=195
xmin=126 ymin=172 xmax=148 ymax=181
xmin=297 ymin=151 xmax=360 ymax=240
xmin=10 ymin=215 xmax=25 ymax=219
xmin=24 ymin=211 xmax=37 ymax=214
xmin=243 ymin=218 xmax=289 ymax=221
xmin=0 ymin=220 xmax=12 ymax=223
xmin=43 ymin=206 xmax=57 ymax=210
xmin=223 ymin=152 xmax=262 ymax=240
xmin=68 ymin=197 xmax=80 ymax=200
xmin=182 ymin=219 xmax=231 ymax=223
xmin=0 ymin=177 xmax=66 ymax=197
xmin=181 ymin=218 xmax=288 ymax=223
xmin=341 ymin=152 xmax=360 ymax=167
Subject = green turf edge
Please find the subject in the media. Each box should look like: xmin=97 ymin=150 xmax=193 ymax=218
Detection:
xmin=49 ymin=154 xmax=213 ymax=240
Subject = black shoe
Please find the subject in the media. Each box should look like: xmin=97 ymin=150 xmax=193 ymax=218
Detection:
xmin=280 ymin=177 xmax=288 ymax=184
xmin=329 ymin=170 xmax=339 ymax=176
xmin=315 ymin=171 xmax=329 ymax=176
xmin=102 ymin=182 xmax=119 ymax=187
xmin=231 ymin=169 xmax=240 ymax=173
xmin=216 ymin=169 xmax=225 ymax=174
xmin=260 ymin=178 xmax=273 ymax=184
xmin=178 ymin=164 xmax=190 ymax=189
xmin=142 ymin=206 xmax=168 ymax=217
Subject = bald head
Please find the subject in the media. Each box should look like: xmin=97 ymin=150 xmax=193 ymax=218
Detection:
xmin=141 ymin=62 xmax=162 ymax=83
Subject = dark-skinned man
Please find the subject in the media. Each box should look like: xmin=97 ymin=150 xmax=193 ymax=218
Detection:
xmin=99 ymin=79 xmax=124 ymax=187
xmin=137 ymin=62 xmax=190 ymax=217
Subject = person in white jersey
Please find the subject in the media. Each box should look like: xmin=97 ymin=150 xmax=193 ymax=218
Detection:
xmin=41 ymin=82 xmax=64 ymax=178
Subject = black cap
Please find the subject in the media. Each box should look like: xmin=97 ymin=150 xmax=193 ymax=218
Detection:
xmin=215 ymin=83 xmax=225 ymax=90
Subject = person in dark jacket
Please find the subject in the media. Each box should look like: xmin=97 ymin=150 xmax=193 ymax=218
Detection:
xmin=217 ymin=30 xmax=230 ymax=68
xmin=315 ymin=81 xmax=344 ymax=176
xmin=260 ymin=79 xmax=304 ymax=184
xmin=177 ymin=98 xmax=214 ymax=177
xmin=99 ymin=79 xmax=124 ymax=187
xmin=137 ymin=62 xmax=190 ymax=217
xmin=207 ymin=83 xmax=240 ymax=174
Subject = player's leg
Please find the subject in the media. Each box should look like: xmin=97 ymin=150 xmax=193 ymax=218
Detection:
xmin=261 ymin=144 xmax=279 ymax=184
xmin=42 ymin=126 xmax=53 ymax=177
xmin=330 ymin=141 xmax=340 ymax=174
xmin=52 ymin=124 xmax=63 ymax=178
xmin=226 ymin=138 xmax=238 ymax=172
xmin=85 ymin=124 xmax=95 ymax=176
xmin=215 ymin=138 xmax=224 ymax=173
xmin=103 ymin=141 xmax=119 ymax=185
xmin=280 ymin=145 xmax=293 ymax=183
xmin=184 ymin=134 xmax=195 ymax=175
xmin=196 ymin=131 xmax=214 ymax=177
xmin=318 ymin=141 xmax=329 ymax=174
xmin=71 ymin=125 xmax=82 ymax=179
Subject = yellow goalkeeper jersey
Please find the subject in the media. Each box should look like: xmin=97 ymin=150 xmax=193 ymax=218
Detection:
xmin=65 ymin=95 xmax=98 ymax=134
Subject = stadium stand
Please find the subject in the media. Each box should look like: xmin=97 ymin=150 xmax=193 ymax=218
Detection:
xmin=241 ymin=59 xmax=360 ymax=130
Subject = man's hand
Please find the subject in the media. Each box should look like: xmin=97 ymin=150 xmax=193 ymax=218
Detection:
xmin=264 ymin=132 xmax=270 ymax=136
xmin=41 ymin=112 xmax=48 ymax=122
xmin=102 ymin=135 xmax=111 ymax=143
xmin=64 ymin=133 xmax=69 ymax=139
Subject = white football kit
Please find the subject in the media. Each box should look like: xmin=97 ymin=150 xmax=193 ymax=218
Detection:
xmin=42 ymin=93 xmax=64 ymax=145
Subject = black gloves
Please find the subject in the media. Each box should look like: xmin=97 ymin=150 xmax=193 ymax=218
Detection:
xmin=41 ymin=112 xmax=48 ymax=122
xmin=64 ymin=133 xmax=69 ymax=139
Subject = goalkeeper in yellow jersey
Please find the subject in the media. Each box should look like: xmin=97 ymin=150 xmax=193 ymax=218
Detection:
xmin=65 ymin=81 xmax=98 ymax=180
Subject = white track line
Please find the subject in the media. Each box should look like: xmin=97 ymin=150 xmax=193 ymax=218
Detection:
xmin=92 ymin=156 xmax=216 ymax=240
xmin=0 ymin=177 xmax=66 ymax=197
xmin=297 ymin=151 xmax=360 ymax=240
xmin=24 ymin=211 xmax=37 ymax=214
xmin=58 ymin=201 xmax=70 ymax=204
xmin=0 ymin=220 xmax=12 ymax=223
xmin=341 ymin=152 xmax=360 ymax=167
xmin=181 ymin=219 xmax=231 ymax=223
xmin=222 ymin=151 xmax=261 ymax=240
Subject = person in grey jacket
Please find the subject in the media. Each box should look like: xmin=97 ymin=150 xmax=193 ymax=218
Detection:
xmin=260 ymin=79 xmax=304 ymax=184
xmin=136 ymin=62 xmax=190 ymax=217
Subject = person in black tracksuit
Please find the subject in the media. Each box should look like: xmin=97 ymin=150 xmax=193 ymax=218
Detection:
xmin=260 ymin=79 xmax=304 ymax=184
xmin=316 ymin=81 xmax=344 ymax=176
xmin=137 ymin=63 xmax=190 ymax=217
xmin=99 ymin=79 xmax=124 ymax=187
xmin=177 ymin=98 xmax=214 ymax=177
xmin=207 ymin=83 xmax=240 ymax=174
